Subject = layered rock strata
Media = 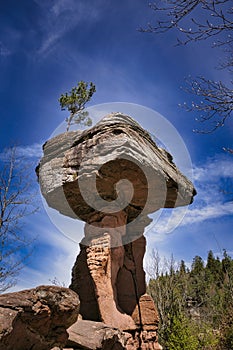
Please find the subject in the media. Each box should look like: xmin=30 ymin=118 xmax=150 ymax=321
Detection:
xmin=69 ymin=214 xmax=161 ymax=348
xmin=37 ymin=113 xmax=196 ymax=223
xmin=37 ymin=112 xmax=196 ymax=349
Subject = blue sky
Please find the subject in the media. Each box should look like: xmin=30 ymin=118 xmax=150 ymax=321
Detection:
xmin=0 ymin=0 xmax=232 ymax=290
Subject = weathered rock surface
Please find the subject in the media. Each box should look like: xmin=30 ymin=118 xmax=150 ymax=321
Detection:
xmin=36 ymin=112 xmax=196 ymax=350
xmin=0 ymin=285 xmax=79 ymax=350
xmin=70 ymin=235 xmax=136 ymax=330
xmin=67 ymin=320 xmax=129 ymax=349
xmin=37 ymin=113 xmax=196 ymax=224
xmin=65 ymin=320 xmax=162 ymax=350
xmin=132 ymin=294 xmax=159 ymax=331
xmin=69 ymin=216 xmax=162 ymax=349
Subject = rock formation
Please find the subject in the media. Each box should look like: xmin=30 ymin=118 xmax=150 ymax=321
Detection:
xmin=37 ymin=112 xmax=196 ymax=349
xmin=38 ymin=113 xmax=195 ymax=222
xmin=66 ymin=318 xmax=162 ymax=350
xmin=67 ymin=320 xmax=130 ymax=349
xmin=0 ymin=285 xmax=79 ymax=350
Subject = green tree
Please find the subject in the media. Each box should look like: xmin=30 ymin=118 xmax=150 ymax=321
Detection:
xmin=189 ymin=256 xmax=210 ymax=318
xmin=191 ymin=255 xmax=204 ymax=275
xmin=206 ymin=250 xmax=216 ymax=271
xmin=179 ymin=260 xmax=187 ymax=275
xmin=221 ymin=303 xmax=233 ymax=349
xmin=147 ymin=251 xmax=183 ymax=344
xmin=205 ymin=251 xmax=222 ymax=287
xmin=147 ymin=251 xmax=232 ymax=348
xmin=59 ymin=81 xmax=96 ymax=132
xmin=164 ymin=313 xmax=199 ymax=350
xmin=221 ymin=249 xmax=233 ymax=303
xmin=222 ymin=249 xmax=233 ymax=276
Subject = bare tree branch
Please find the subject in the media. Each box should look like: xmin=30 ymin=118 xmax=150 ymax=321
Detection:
xmin=223 ymin=147 xmax=233 ymax=154
xmin=0 ymin=147 xmax=38 ymax=292
xmin=180 ymin=76 xmax=233 ymax=133
xmin=141 ymin=1 xmax=233 ymax=134
xmin=141 ymin=1 xmax=233 ymax=46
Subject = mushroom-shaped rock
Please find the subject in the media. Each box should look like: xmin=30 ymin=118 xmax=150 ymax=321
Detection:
xmin=37 ymin=112 xmax=196 ymax=224
xmin=37 ymin=112 xmax=196 ymax=349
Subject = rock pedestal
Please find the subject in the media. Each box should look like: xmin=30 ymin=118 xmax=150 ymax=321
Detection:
xmin=69 ymin=214 xmax=161 ymax=348
xmin=37 ymin=112 xmax=196 ymax=349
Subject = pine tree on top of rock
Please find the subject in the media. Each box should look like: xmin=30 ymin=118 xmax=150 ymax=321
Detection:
xmin=59 ymin=81 xmax=96 ymax=132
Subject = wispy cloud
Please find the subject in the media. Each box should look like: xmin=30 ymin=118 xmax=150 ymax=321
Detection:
xmin=146 ymin=154 xmax=233 ymax=236
xmin=152 ymin=201 xmax=233 ymax=235
xmin=0 ymin=41 xmax=11 ymax=57
xmin=183 ymin=202 xmax=233 ymax=225
xmin=0 ymin=25 xmax=22 ymax=57
xmin=0 ymin=142 xmax=43 ymax=161
xmin=8 ymin=214 xmax=80 ymax=292
xmin=193 ymin=156 xmax=233 ymax=181
xmin=34 ymin=0 xmax=104 ymax=57
xmin=51 ymin=0 xmax=81 ymax=17
xmin=15 ymin=143 xmax=43 ymax=158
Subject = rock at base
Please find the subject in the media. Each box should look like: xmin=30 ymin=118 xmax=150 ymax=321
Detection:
xmin=66 ymin=320 xmax=162 ymax=350
xmin=0 ymin=285 xmax=80 ymax=350
xmin=67 ymin=320 xmax=128 ymax=349
xmin=132 ymin=294 xmax=159 ymax=331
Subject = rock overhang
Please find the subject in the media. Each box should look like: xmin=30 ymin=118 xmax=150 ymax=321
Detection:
xmin=37 ymin=112 xmax=196 ymax=222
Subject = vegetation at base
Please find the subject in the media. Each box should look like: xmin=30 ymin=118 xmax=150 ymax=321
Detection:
xmin=147 ymin=250 xmax=233 ymax=349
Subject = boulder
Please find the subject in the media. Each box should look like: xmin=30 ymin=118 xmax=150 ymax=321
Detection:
xmin=66 ymin=319 xmax=162 ymax=350
xmin=67 ymin=320 xmax=129 ymax=349
xmin=0 ymin=285 xmax=79 ymax=350
xmin=37 ymin=112 xmax=196 ymax=224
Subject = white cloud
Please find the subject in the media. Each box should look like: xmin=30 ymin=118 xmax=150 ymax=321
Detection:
xmin=193 ymin=155 xmax=233 ymax=181
xmin=8 ymin=221 xmax=80 ymax=292
xmin=51 ymin=0 xmax=79 ymax=17
xmin=0 ymin=143 xmax=43 ymax=161
xmin=37 ymin=33 xmax=61 ymax=57
xmin=35 ymin=0 xmax=104 ymax=57
xmin=15 ymin=143 xmax=43 ymax=158
xmin=145 ymin=153 xmax=233 ymax=236
xmin=0 ymin=42 xmax=11 ymax=57
xmin=151 ymin=201 xmax=233 ymax=235
xmin=181 ymin=202 xmax=233 ymax=225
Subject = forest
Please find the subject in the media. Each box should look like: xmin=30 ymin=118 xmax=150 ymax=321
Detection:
xmin=148 ymin=250 xmax=233 ymax=349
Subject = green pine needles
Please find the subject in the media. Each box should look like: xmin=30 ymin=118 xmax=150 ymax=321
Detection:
xmin=59 ymin=81 xmax=96 ymax=132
